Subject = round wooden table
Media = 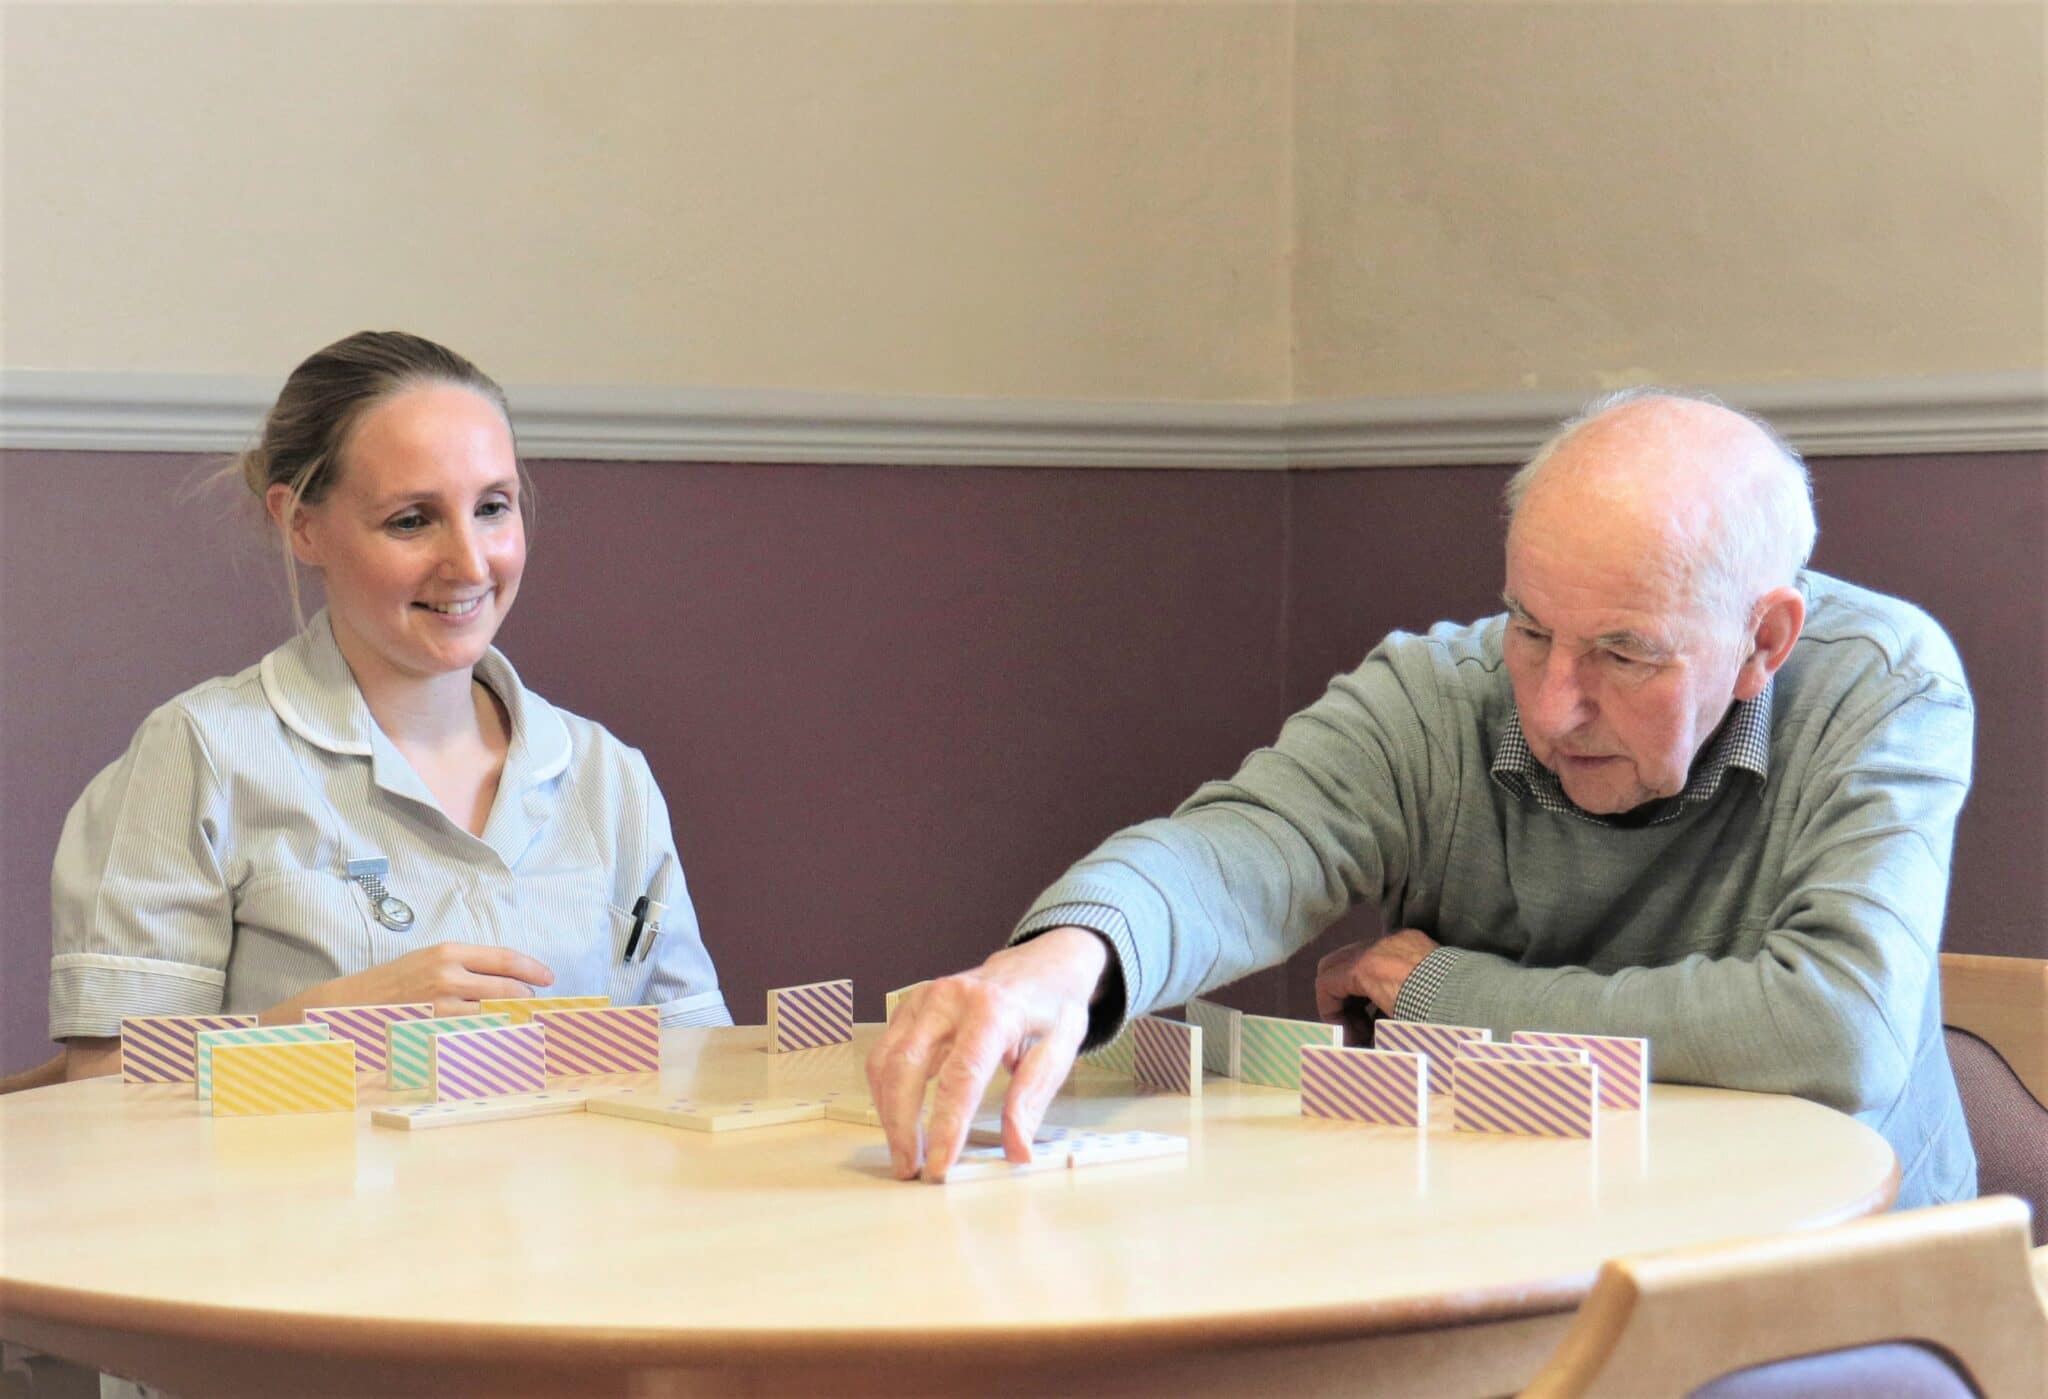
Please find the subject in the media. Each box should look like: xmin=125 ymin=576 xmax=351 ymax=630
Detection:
xmin=0 ymin=1025 xmax=1898 ymax=1397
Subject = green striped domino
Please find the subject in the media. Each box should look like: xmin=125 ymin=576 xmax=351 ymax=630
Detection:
xmin=1080 ymin=1030 xmax=1137 ymax=1077
xmin=387 ymin=1014 xmax=513 ymax=1089
xmin=1238 ymin=1015 xmax=1342 ymax=1090
xmin=193 ymin=1023 xmax=331 ymax=1100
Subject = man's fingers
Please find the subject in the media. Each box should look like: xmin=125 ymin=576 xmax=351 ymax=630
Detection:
xmin=1002 ymin=1002 xmax=1086 ymax=1162
xmin=867 ymin=1001 xmax=952 ymax=1179
xmin=921 ymin=1022 xmax=1010 ymax=1182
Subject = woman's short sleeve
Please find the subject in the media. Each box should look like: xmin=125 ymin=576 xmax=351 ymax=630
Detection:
xmin=49 ymin=704 xmax=235 ymax=1038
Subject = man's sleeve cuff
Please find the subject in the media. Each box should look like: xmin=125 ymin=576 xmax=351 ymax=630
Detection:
xmin=1391 ymin=946 xmax=1464 ymax=1022
xmin=1010 ymin=900 xmax=1133 ymax=1051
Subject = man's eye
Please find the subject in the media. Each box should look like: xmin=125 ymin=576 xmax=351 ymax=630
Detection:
xmin=1515 ymin=626 xmax=1549 ymax=644
xmin=1606 ymin=650 xmax=1644 ymax=668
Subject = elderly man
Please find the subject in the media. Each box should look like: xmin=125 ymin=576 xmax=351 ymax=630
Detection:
xmin=870 ymin=389 xmax=1975 ymax=1208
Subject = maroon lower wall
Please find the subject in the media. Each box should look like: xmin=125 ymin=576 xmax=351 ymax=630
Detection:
xmin=2 ymin=449 xmax=2041 ymax=1074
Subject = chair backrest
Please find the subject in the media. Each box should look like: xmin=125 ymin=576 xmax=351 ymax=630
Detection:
xmin=1940 ymin=952 xmax=2048 ymax=1246
xmin=1940 ymin=953 xmax=2048 ymax=1108
xmin=1519 ymin=1195 xmax=2048 ymax=1399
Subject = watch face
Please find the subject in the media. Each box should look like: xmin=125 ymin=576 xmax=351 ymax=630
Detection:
xmin=376 ymin=896 xmax=416 ymax=931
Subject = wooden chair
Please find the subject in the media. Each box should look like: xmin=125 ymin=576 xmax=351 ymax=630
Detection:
xmin=1520 ymin=1195 xmax=2047 ymax=1398
xmin=1941 ymin=951 xmax=2048 ymax=1246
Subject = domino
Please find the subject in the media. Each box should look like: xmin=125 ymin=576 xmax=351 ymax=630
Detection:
xmin=966 ymin=1118 xmax=1082 ymax=1148
xmin=1185 ymin=998 xmax=1242 ymax=1079
xmin=1080 ymin=1031 xmax=1138 ymax=1077
xmin=1065 ymin=1130 xmax=1190 ymax=1168
xmin=885 ymin=982 xmax=929 ymax=1022
xmin=587 ymin=1092 xmax=828 ymax=1133
xmin=533 ymin=1004 xmax=661 ymax=1075
xmin=1238 ymin=1015 xmax=1343 ymax=1090
xmin=941 ymin=1142 xmax=1075 ymax=1182
xmin=210 ymin=1039 xmax=358 ymax=1116
xmin=430 ymin=1022 xmax=548 ymax=1101
xmin=371 ymin=1088 xmax=593 ymax=1131
xmin=825 ymin=1099 xmax=886 ymax=1127
xmin=194 ymin=1024 xmax=332 ymax=1100
xmin=1511 ymin=1030 xmax=1650 ymax=1109
xmin=1447 ymin=1041 xmax=1589 ymax=1095
xmin=478 ymin=995 xmax=611 ymax=1024
xmin=1452 ymin=1058 xmax=1600 ymax=1138
xmin=1300 ymin=1045 xmax=1427 ymax=1126
xmin=767 ymin=979 xmax=854 ymax=1052
xmin=120 ymin=1014 xmax=257 ymax=1083
xmin=305 ymin=1003 xmax=431 ymax=1073
xmin=386 ymin=1013 xmax=514 ymax=1089
xmin=1129 ymin=1015 xmax=1203 ymax=1097
xmin=1373 ymin=1019 xmax=1492 ymax=1083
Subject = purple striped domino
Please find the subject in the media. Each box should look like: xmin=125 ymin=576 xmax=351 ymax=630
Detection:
xmin=1129 ymin=1015 xmax=1202 ymax=1097
xmin=1452 ymin=1058 xmax=1599 ymax=1138
xmin=1300 ymin=1045 xmax=1427 ymax=1126
xmin=306 ymin=1003 xmax=432 ymax=1074
xmin=534 ymin=1005 xmax=661 ymax=1075
xmin=1374 ymin=1019 xmax=1491 ymax=1085
xmin=120 ymin=1015 xmax=257 ymax=1083
xmin=1447 ymin=1041 xmax=1589 ymax=1094
xmin=431 ymin=1023 xmax=548 ymax=1101
xmin=1512 ymin=1030 xmax=1649 ymax=1110
xmin=768 ymin=979 xmax=854 ymax=1053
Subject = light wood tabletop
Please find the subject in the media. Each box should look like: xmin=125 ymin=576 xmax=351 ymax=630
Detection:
xmin=0 ymin=1024 xmax=1899 ymax=1398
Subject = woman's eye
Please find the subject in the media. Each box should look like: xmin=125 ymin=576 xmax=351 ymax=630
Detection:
xmin=476 ymin=499 xmax=512 ymax=518
xmin=386 ymin=513 xmax=427 ymax=534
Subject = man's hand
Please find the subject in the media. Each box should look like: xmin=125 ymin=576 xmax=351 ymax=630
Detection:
xmin=263 ymin=943 xmax=557 ymax=1025
xmin=1314 ymin=928 xmax=1440 ymax=1021
xmin=864 ymin=927 xmax=1106 ymax=1182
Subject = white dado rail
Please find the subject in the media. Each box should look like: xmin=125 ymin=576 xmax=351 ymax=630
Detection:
xmin=2 ymin=369 xmax=2042 ymax=467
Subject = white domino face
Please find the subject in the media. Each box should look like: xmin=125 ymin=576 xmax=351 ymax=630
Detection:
xmin=825 ymin=1100 xmax=886 ymax=1126
xmin=369 ymin=1089 xmax=592 ymax=1131
xmin=942 ymin=1142 xmax=1077 ymax=1182
xmin=587 ymin=1093 xmax=829 ymax=1133
xmin=1064 ymin=1130 xmax=1190 ymax=1168
xmin=966 ymin=1118 xmax=1082 ymax=1148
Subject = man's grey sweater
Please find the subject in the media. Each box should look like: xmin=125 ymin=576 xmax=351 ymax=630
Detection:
xmin=1017 ymin=571 xmax=1976 ymax=1208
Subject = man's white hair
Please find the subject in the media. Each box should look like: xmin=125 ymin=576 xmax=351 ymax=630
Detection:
xmin=1504 ymin=386 xmax=1818 ymax=634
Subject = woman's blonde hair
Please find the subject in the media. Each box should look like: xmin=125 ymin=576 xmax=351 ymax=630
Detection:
xmin=235 ymin=331 xmax=528 ymax=625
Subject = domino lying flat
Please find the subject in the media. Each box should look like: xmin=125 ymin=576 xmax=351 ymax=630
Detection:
xmin=587 ymin=1093 xmax=830 ymax=1133
xmin=941 ymin=1130 xmax=1187 ymax=1182
xmin=372 ymin=1089 xmax=594 ymax=1130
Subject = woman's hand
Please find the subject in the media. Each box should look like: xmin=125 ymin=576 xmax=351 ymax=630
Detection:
xmin=264 ymin=943 xmax=556 ymax=1024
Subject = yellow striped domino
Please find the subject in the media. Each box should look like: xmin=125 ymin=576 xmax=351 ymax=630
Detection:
xmin=478 ymin=995 xmax=611 ymax=1024
xmin=210 ymin=1040 xmax=358 ymax=1117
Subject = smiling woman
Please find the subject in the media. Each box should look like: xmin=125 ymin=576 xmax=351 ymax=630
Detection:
xmin=39 ymin=332 xmax=732 ymax=1083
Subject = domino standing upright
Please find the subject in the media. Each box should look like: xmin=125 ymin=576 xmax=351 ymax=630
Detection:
xmin=210 ymin=1039 xmax=358 ymax=1117
xmin=1373 ymin=1019 xmax=1492 ymax=1087
xmin=1299 ymin=1045 xmax=1428 ymax=1126
xmin=1128 ymin=1015 xmax=1203 ymax=1098
xmin=305 ymin=1003 xmax=431 ymax=1074
xmin=767 ymin=980 xmax=854 ymax=1053
xmin=1511 ymin=1030 xmax=1649 ymax=1109
xmin=193 ymin=1024 xmax=332 ymax=1100
xmin=1184 ymin=998 xmax=1242 ymax=1079
xmin=1452 ymin=1058 xmax=1600 ymax=1138
xmin=430 ymin=1022 xmax=549 ymax=1101
xmin=119 ymin=1014 xmax=257 ymax=1084
xmin=1238 ymin=1015 xmax=1343 ymax=1090
xmin=534 ymin=1005 xmax=662 ymax=1075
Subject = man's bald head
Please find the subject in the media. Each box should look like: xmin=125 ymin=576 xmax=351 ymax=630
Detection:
xmin=1505 ymin=389 xmax=1816 ymax=637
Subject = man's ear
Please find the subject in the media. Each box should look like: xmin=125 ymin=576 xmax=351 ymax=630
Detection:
xmin=264 ymin=483 xmax=323 ymax=567
xmin=1733 ymin=585 xmax=1805 ymax=701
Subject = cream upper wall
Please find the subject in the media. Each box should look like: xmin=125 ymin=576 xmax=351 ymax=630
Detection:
xmin=3 ymin=2 xmax=2042 ymax=404
xmin=1 ymin=2 xmax=1291 ymax=400
xmin=1294 ymin=0 xmax=2048 ymax=399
